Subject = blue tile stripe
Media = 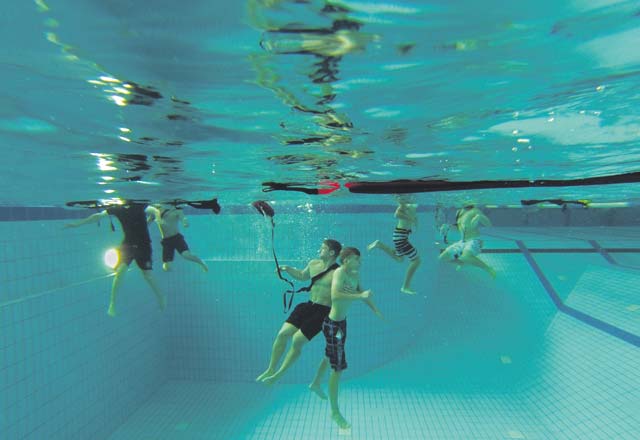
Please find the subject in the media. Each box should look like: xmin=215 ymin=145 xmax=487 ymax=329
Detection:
xmin=588 ymin=240 xmax=618 ymax=265
xmin=517 ymin=240 xmax=640 ymax=348
xmin=482 ymin=248 xmax=640 ymax=254
xmin=515 ymin=241 xmax=565 ymax=310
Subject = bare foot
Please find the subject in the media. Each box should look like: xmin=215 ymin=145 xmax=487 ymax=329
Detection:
xmin=332 ymin=412 xmax=351 ymax=429
xmin=200 ymin=263 xmax=209 ymax=272
xmin=162 ymin=263 xmax=171 ymax=272
xmin=107 ymin=304 xmax=116 ymax=317
xmin=308 ymin=383 xmax=327 ymax=400
xmin=255 ymin=370 xmax=274 ymax=382
xmin=261 ymin=374 xmax=279 ymax=386
xmin=401 ymin=287 xmax=417 ymax=295
xmin=367 ymin=240 xmax=380 ymax=251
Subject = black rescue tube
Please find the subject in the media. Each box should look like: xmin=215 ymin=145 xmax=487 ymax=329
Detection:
xmin=344 ymin=171 xmax=640 ymax=194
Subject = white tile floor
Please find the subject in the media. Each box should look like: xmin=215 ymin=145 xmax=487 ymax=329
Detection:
xmin=107 ymin=228 xmax=640 ymax=440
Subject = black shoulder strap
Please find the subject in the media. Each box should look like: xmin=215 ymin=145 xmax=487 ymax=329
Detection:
xmin=261 ymin=216 xmax=297 ymax=313
xmin=259 ymin=202 xmax=338 ymax=313
xmin=297 ymin=263 xmax=340 ymax=293
xmin=281 ymin=262 xmax=339 ymax=314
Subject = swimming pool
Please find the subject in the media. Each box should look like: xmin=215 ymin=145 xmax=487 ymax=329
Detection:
xmin=1 ymin=205 xmax=638 ymax=439
xmin=2 ymin=0 xmax=640 ymax=438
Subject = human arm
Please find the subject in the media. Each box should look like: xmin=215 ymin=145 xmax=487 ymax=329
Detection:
xmin=470 ymin=211 xmax=492 ymax=228
xmin=331 ymin=270 xmax=369 ymax=301
xmin=64 ymin=210 xmax=108 ymax=228
xmin=180 ymin=210 xmax=189 ymax=228
xmin=363 ymin=293 xmax=383 ymax=319
xmin=279 ymin=262 xmax=311 ymax=281
xmin=145 ymin=206 xmax=159 ymax=224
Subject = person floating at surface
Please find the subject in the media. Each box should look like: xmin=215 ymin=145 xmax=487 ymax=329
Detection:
xmin=147 ymin=204 xmax=208 ymax=272
xmin=439 ymin=203 xmax=496 ymax=278
xmin=64 ymin=201 xmax=166 ymax=316
xmin=367 ymin=195 xmax=421 ymax=294
xmin=309 ymin=247 xmax=382 ymax=430
xmin=257 ymin=239 xmax=342 ymax=386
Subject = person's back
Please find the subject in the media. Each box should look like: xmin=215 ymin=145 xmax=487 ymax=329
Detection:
xmin=65 ymin=202 xmax=165 ymax=316
xmin=442 ymin=205 xmax=495 ymax=278
xmin=457 ymin=208 xmax=479 ymax=240
xmin=457 ymin=207 xmax=490 ymax=241
xmin=108 ymin=204 xmax=151 ymax=245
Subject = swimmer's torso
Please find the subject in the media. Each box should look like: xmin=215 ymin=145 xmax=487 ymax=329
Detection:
xmin=395 ymin=204 xmax=417 ymax=230
xmin=308 ymin=259 xmax=336 ymax=307
xmin=457 ymin=208 xmax=481 ymax=240
xmin=157 ymin=207 xmax=182 ymax=238
xmin=329 ymin=267 xmax=359 ymax=321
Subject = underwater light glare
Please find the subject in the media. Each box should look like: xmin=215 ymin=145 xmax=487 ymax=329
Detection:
xmin=104 ymin=248 xmax=119 ymax=269
xmin=109 ymin=95 xmax=128 ymax=106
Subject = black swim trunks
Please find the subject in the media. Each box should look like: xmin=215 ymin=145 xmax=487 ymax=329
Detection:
xmin=322 ymin=317 xmax=347 ymax=372
xmin=118 ymin=242 xmax=152 ymax=270
xmin=161 ymin=233 xmax=189 ymax=262
xmin=286 ymin=301 xmax=331 ymax=341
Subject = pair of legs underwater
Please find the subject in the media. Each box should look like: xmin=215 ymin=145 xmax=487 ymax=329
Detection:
xmin=366 ymin=240 xmax=421 ymax=294
xmin=108 ymin=264 xmax=166 ymax=317
xmin=255 ymin=324 xmax=350 ymax=429
xmin=256 ymin=322 xmax=310 ymax=384
xmin=439 ymin=245 xmax=496 ymax=278
xmin=310 ymin=357 xmax=350 ymax=429
xmin=162 ymin=250 xmax=208 ymax=272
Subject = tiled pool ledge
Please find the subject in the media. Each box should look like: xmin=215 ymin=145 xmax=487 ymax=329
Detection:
xmin=1 ymin=204 xmax=640 ymax=226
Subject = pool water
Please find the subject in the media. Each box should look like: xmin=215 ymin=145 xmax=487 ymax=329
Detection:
xmin=1 ymin=207 xmax=639 ymax=439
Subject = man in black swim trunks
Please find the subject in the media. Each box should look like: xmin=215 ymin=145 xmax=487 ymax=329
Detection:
xmin=256 ymin=238 xmax=342 ymax=386
xmin=146 ymin=203 xmax=208 ymax=272
xmin=65 ymin=201 xmax=166 ymax=316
